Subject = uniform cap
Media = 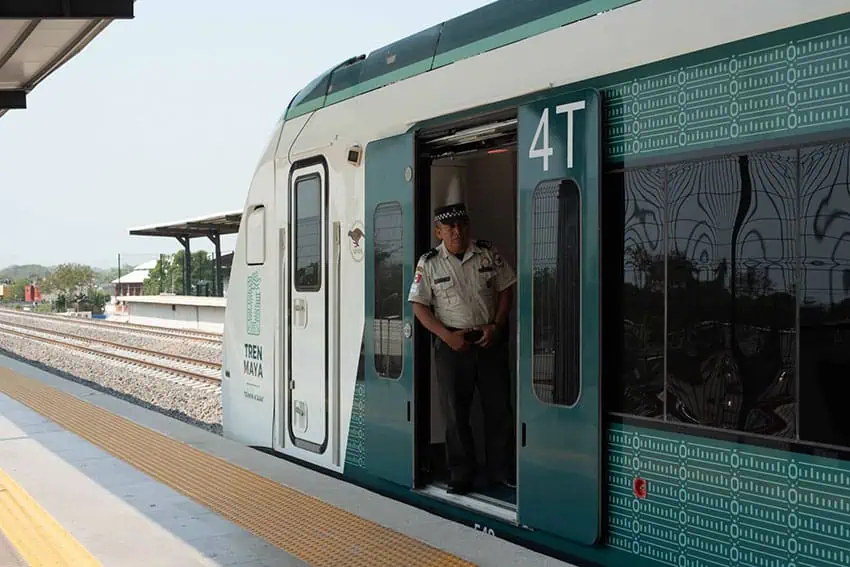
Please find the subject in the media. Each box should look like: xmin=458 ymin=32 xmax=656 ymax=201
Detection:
xmin=434 ymin=202 xmax=469 ymax=223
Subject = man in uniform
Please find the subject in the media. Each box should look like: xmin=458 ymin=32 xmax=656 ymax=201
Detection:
xmin=408 ymin=202 xmax=516 ymax=495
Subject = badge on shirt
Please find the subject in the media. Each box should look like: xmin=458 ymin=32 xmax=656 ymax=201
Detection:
xmin=414 ymin=272 xmax=422 ymax=284
xmin=481 ymin=257 xmax=491 ymax=268
xmin=494 ymin=253 xmax=504 ymax=267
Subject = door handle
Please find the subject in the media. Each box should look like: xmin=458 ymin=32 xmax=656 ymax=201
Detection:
xmin=293 ymin=298 xmax=307 ymax=328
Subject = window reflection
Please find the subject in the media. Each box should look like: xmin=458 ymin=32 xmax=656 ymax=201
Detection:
xmin=800 ymin=142 xmax=850 ymax=447
xmin=619 ymin=167 xmax=665 ymax=419
xmin=611 ymin=149 xmax=805 ymax=440
xmin=665 ymin=153 xmax=796 ymax=437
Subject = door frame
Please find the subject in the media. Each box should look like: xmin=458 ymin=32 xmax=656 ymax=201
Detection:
xmin=287 ymin=156 xmax=331 ymax=454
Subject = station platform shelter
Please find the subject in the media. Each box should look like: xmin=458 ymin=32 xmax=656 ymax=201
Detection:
xmin=0 ymin=1 xmax=134 ymax=120
xmin=114 ymin=210 xmax=242 ymax=333
xmin=0 ymin=355 xmax=573 ymax=567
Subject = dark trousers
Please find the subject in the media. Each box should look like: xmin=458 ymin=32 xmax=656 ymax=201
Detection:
xmin=433 ymin=331 xmax=515 ymax=484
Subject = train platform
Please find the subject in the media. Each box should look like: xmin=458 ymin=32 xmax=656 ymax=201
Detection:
xmin=0 ymin=353 xmax=574 ymax=567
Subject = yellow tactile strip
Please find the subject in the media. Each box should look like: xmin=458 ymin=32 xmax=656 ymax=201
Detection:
xmin=0 ymin=467 xmax=102 ymax=566
xmin=0 ymin=369 xmax=475 ymax=567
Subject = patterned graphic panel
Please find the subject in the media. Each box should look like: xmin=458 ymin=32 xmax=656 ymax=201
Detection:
xmin=246 ymin=270 xmax=261 ymax=336
xmin=345 ymin=382 xmax=367 ymax=469
xmin=608 ymin=423 xmax=850 ymax=567
xmin=603 ymin=26 xmax=850 ymax=162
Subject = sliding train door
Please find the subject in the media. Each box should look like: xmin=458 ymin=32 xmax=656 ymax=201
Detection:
xmin=362 ymin=133 xmax=416 ymax=487
xmin=517 ymin=89 xmax=602 ymax=544
xmin=288 ymin=158 xmax=330 ymax=454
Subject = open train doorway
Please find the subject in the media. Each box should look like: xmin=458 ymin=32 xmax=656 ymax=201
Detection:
xmin=413 ymin=110 xmax=519 ymax=522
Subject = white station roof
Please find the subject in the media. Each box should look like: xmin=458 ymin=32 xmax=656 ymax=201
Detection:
xmin=0 ymin=1 xmax=134 ymax=120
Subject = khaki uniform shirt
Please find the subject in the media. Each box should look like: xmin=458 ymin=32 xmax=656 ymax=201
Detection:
xmin=408 ymin=240 xmax=516 ymax=329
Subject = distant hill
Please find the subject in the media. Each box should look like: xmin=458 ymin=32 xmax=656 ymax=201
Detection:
xmin=0 ymin=263 xmax=137 ymax=286
xmin=0 ymin=264 xmax=52 ymax=282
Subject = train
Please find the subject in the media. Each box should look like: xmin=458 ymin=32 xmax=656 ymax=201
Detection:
xmin=221 ymin=1 xmax=850 ymax=565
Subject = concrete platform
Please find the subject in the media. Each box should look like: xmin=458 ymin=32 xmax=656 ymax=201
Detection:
xmin=115 ymin=295 xmax=226 ymax=333
xmin=0 ymin=353 xmax=575 ymax=567
xmin=0 ymin=392 xmax=304 ymax=567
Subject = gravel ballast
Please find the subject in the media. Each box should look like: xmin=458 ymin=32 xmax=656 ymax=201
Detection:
xmin=0 ymin=331 xmax=222 ymax=435
xmin=0 ymin=311 xmax=221 ymax=363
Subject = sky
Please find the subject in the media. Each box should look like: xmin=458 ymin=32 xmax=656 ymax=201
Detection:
xmin=0 ymin=0 xmax=491 ymax=271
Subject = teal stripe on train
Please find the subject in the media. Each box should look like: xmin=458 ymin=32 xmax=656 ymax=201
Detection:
xmin=602 ymin=20 xmax=850 ymax=163
xmin=345 ymin=381 xmax=367 ymax=470
xmin=608 ymin=422 xmax=850 ymax=567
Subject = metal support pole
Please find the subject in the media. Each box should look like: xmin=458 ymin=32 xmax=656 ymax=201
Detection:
xmin=208 ymin=232 xmax=222 ymax=297
xmin=177 ymin=236 xmax=191 ymax=295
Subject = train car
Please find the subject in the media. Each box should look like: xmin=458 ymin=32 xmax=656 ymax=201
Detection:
xmin=222 ymin=1 xmax=850 ymax=564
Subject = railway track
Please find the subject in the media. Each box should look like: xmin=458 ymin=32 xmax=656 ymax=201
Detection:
xmin=0 ymin=320 xmax=221 ymax=387
xmin=0 ymin=309 xmax=222 ymax=344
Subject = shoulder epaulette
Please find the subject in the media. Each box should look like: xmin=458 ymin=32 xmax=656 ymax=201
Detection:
xmin=476 ymin=239 xmax=492 ymax=249
xmin=421 ymin=248 xmax=438 ymax=261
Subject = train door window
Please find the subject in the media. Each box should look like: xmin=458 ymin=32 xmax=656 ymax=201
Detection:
xmin=532 ymin=179 xmax=581 ymax=406
xmin=294 ymin=175 xmax=322 ymax=291
xmin=373 ymin=201 xmax=404 ymax=379
xmin=245 ymin=205 xmax=266 ymax=265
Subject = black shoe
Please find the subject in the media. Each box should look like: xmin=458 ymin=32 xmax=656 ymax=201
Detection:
xmin=447 ymin=480 xmax=473 ymax=495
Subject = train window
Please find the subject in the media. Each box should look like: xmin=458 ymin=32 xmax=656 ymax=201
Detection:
xmin=245 ymin=205 xmax=265 ymax=266
xmin=665 ymin=152 xmax=797 ymax=437
xmin=373 ymin=201 xmax=404 ymax=379
xmin=799 ymin=141 xmax=850 ymax=447
xmin=608 ymin=149 xmax=801 ymax=441
xmin=294 ymin=175 xmax=322 ymax=292
xmin=532 ymin=179 xmax=580 ymax=406
xmin=616 ymin=168 xmax=665 ymax=419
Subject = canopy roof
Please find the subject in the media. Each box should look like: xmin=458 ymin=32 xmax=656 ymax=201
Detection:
xmin=129 ymin=210 xmax=243 ymax=239
xmin=0 ymin=0 xmax=134 ymax=120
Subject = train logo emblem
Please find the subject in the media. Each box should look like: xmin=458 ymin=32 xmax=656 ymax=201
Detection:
xmin=348 ymin=222 xmax=365 ymax=262
xmin=246 ymin=270 xmax=261 ymax=336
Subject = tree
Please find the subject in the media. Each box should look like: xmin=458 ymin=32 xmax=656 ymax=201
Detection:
xmin=142 ymin=250 xmax=214 ymax=296
xmin=9 ymin=279 xmax=27 ymax=302
xmin=143 ymin=257 xmax=172 ymax=295
xmin=43 ymin=263 xmax=96 ymax=299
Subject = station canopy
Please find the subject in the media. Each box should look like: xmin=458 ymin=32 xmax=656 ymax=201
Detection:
xmin=0 ymin=1 xmax=135 ymax=120
xmin=128 ymin=210 xmax=243 ymax=297
xmin=129 ymin=210 xmax=243 ymax=239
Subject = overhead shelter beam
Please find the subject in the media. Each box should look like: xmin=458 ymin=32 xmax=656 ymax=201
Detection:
xmin=0 ymin=90 xmax=25 ymax=110
xmin=0 ymin=0 xmax=134 ymax=18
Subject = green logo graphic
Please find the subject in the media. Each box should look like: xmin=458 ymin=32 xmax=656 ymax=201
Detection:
xmin=246 ymin=270 xmax=261 ymax=336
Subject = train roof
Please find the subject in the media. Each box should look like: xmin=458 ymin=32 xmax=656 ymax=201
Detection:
xmin=283 ymin=0 xmax=638 ymax=120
